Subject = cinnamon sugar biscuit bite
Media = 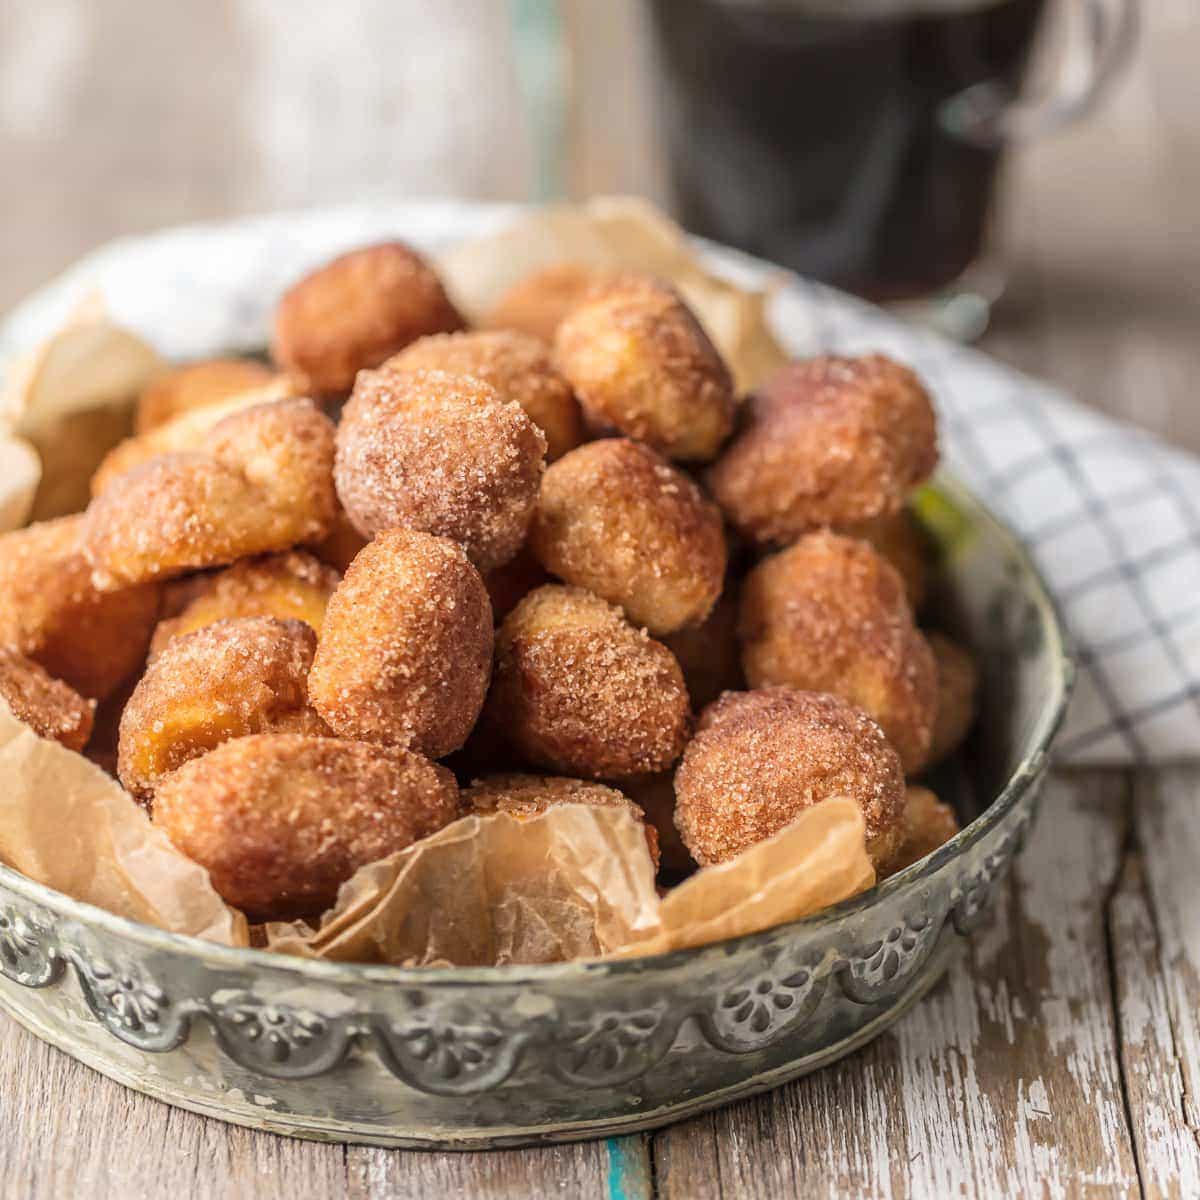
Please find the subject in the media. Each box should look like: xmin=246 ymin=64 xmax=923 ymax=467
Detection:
xmin=271 ymin=241 xmax=464 ymax=396
xmin=0 ymin=649 xmax=95 ymax=751
xmin=153 ymin=733 xmax=460 ymax=920
xmin=675 ymin=687 xmax=906 ymax=868
xmin=388 ymin=330 xmax=584 ymax=461
xmin=662 ymin=589 xmax=744 ymax=712
xmin=839 ymin=507 xmax=932 ymax=613
xmin=308 ymin=529 xmax=493 ymax=759
xmin=0 ymin=514 xmax=159 ymax=699
xmin=554 ymin=277 xmax=735 ymax=461
xmin=708 ymin=354 xmax=938 ymax=545
xmin=312 ymin=504 xmax=370 ymax=574
xmin=118 ymin=616 xmax=328 ymax=800
xmin=483 ymin=544 xmax=550 ymax=624
xmin=882 ymin=785 xmax=961 ymax=876
xmin=85 ymin=398 xmax=337 ymax=588
xmin=530 ymin=438 xmax=727 ymax=635
xmin=464 ymin=773 xmax=660 ymax=869
xmin=148 ymin=551 xmax=339 ymax=658
xmin=485 ymin=585 xmax=691 ymax=779
xmin=621 ymin=772 xmax=693 ymax=876
xmin=135 ymin=358 xmax=279 ymax=434
xmin=485 ymin=263 xmax=615 ymax=344
xmin=739 ymin=531 xmax=938 ymax=773
xmin=927 ymin=633 xmax=979 ymax=765
xmin=334 ymin=368 xmax=546 ymax=572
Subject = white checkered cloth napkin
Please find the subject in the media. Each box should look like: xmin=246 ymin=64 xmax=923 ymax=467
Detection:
xmin=3 ymin=203 xmax=1197 ymax=764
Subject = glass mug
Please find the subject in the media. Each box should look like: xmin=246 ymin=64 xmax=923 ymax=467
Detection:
xmin=643 ymin=0 xmax=1137 ymax=338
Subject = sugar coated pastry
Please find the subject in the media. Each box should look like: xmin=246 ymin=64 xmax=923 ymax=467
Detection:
xmin=148 ymin=550 xmax=340 ymax=658
xmin=0 ymin=514 xmax=159 ymax=699
xmin=882 ymin=785 xmax=961 ymax=876
xmin=135 ymin=358 xmax=280 ymax=434
xmin=334 ymin=367 xmax=546 ymax=571
xmin=483 ymin=544 xmax=550 ymax=624
xmin=85 ymin=398 xmax=337 ymax=588
xmin=388 ymin=330 xmax=583 ymax=461
xmin=0 ymin=649 xmax=95 ymax=751
xmin=839 ymin=507 xmax=932 ymax=613
xmin=554 ymin=276 xmax=735 ymax=461
xmin=271 ymin=241 xmax=464 ymax=395
xmin=675 ymin=687 xmax=906 ymax=868
xmin=927 ymin=633 xmax=979 ymax=764
xmin=308 ymin=529 xmax=493 ymax=759
xmin=464 ymin=772 xmax=660 ymax=869
xmin=708 ymin=354 xmax=938 ymax=545
xmin=739 ymin=531 xmax=937 ymax=773
xmin=530 ymin=438 xmax=727 ymax=635
xmin=662 ymin=589 xmax=744 ymax=712
xmin=485 ymin=263 xmax=616 ymax=345
xmin=153 ymin=733 xmax=460 ymax=919
xmin=118 ymin=616 xmax=328 ymax=799
xmin=620 ymin=771 xmax=693 ymax=876
xmin=485 ymin=584 xmax=691 ymax=779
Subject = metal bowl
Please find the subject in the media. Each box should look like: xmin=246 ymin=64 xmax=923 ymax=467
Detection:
xmin=0 ymin=205 xmax=1072 ymax=1147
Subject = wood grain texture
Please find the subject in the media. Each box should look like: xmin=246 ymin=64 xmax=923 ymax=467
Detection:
xmin=655 ymin=772 xmax=1141 ymax=1200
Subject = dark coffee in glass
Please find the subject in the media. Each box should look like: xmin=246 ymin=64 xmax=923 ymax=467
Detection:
xmin=645 ymin=0 xmax=1047 ymax=304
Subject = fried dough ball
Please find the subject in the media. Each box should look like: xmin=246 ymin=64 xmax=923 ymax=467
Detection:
xmin=135 ymin=358 xmax=280 ymax=434
xmin=93 ymin=381 xmax=296 ymax=497
xmin=118 ymin=617 xmax=328 ymax=799
xmin=530 ymin=438 xmax=727 ymax=635
xmin=0 ymin=649 xmax=95 ymax=751
xmin=839 ymin=507 xmax=932 ymax=613
xmin=485 ymin=263 xmax=616 ymax=344
xmin=485 ymin=585 xmax=691 ymax=779
xmin=882 ymin=785 xmax=961 ymax=876
xmin=85 ymin=399 xmax=337 ymax=589
xmin=271 ymin=242 xmax=464 ymax=396
xmin=335 ymin=368 xmax=545 ymax=571
xmin=927 ymin=633 xmax=979 ymax=765
xmin=149 ymin=551 xmax=339 ymax=659
xmin=708 ymin=354 xmax=939 ymax=545
xmin=554 ymin=277 xmax=735 ymax=461
xmin=621 ymin=772 xmax=693 ymax=876
xmin=464 ymin=773 xmax=660 ymax=869
xmin=739 ymin=532 xmax=937 ymax=773
xmin=662 ymin=589 xmax=744 ymax=711
xmin=388 ymin=330 xmax=583 ymax=461
xmin=308 ymin=529 xmax=493 ymax=758
xmin=483 ymin=544 xmax=549 ymax=624
xmin=0 ymin=515 xmax=159 ymax=699
xmin=153 ymin=733 xmax=460 ymax=919
xmin=675 ymin=687 xmax=905 ymax=868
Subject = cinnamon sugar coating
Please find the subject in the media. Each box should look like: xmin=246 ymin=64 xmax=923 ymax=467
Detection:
xmin=739 ymin=531 xmax=937 ymax=773
xmin=335 ymin=368 xmax=546 ymax=572
xmin=153 ymin=733 xmax=460 ymax=920
xmin=0 ymin=515 xmax=159 ymax=699
xmin=118 ymin=616 xmax=328 ymax=799
xmin=485 ymin=263 xmax=616 ymax=345
xmin=675 ymin=687 xmax=905 ymax=868
xmin=485 ymin=585 xmax=691 ymax=779
xmin=135 ymin=358 xmax=279 ymax=434
xmin=662 ymin=589 xmax=744 ymax=712
xmin=839 ymin=507 xmax=932 ymax=613
xmin=530 ymin=438 xmax=727 ymax=635
xmin=882 ymin=785 xmax=961 ymax=876
xmin=308 ymin=529 xmax=493 ymax=759
xmin=271 ymin=242 xmax=464 ymax=396
xmin=149 ymin=551 xmax=339 ymax=658
xmin=388 ymin=330 xmax=584 ymax=461
xmin=927 ymin=633 xmax=979 ymax=765
xmin=553 ymin=277 xmax=735 ymax=461
xmin=708 ymin=354 xmax=938 ymax=545
xmin=84 ymin=399 xmax=337 ymax=588
xmin=464 ymin=772 xmax=660 ymax=869
xmin=0 ymin=649 xmax=95 ymax=751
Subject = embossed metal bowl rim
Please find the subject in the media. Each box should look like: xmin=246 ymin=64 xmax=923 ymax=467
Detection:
xmin=0 ymin=470 xmax=1073 ymax=983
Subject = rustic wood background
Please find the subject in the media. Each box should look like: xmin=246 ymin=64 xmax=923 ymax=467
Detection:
xmin=1 ymin=1 xmax=1198 ymax=1196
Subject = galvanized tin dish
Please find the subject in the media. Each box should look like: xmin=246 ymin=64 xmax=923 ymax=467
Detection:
xmin=0 ymin=207 xmax=1073 ymax=1148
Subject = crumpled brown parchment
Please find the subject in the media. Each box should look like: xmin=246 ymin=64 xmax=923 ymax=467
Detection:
xmin=438 ymin=195 xmax=789 ymax=393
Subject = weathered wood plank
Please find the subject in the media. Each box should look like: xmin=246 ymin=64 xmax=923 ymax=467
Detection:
xmin=0 ymin=1013 xmax=348 ymax=1200
xmin=346 ymin=1134 xmax=649 ymax=1200
xmin=654 ymin=772 xmax=1141 ymax=1199
xmin=1112 ymin=767 xmax=1200 ymax=1198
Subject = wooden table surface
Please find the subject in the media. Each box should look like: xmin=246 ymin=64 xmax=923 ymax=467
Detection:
xmin=1 ymin=2 xmax=1198 ymax=1197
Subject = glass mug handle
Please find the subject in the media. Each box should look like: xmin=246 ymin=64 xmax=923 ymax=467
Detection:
xmin=939 ymin=0 xmax=1138 ymax=147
